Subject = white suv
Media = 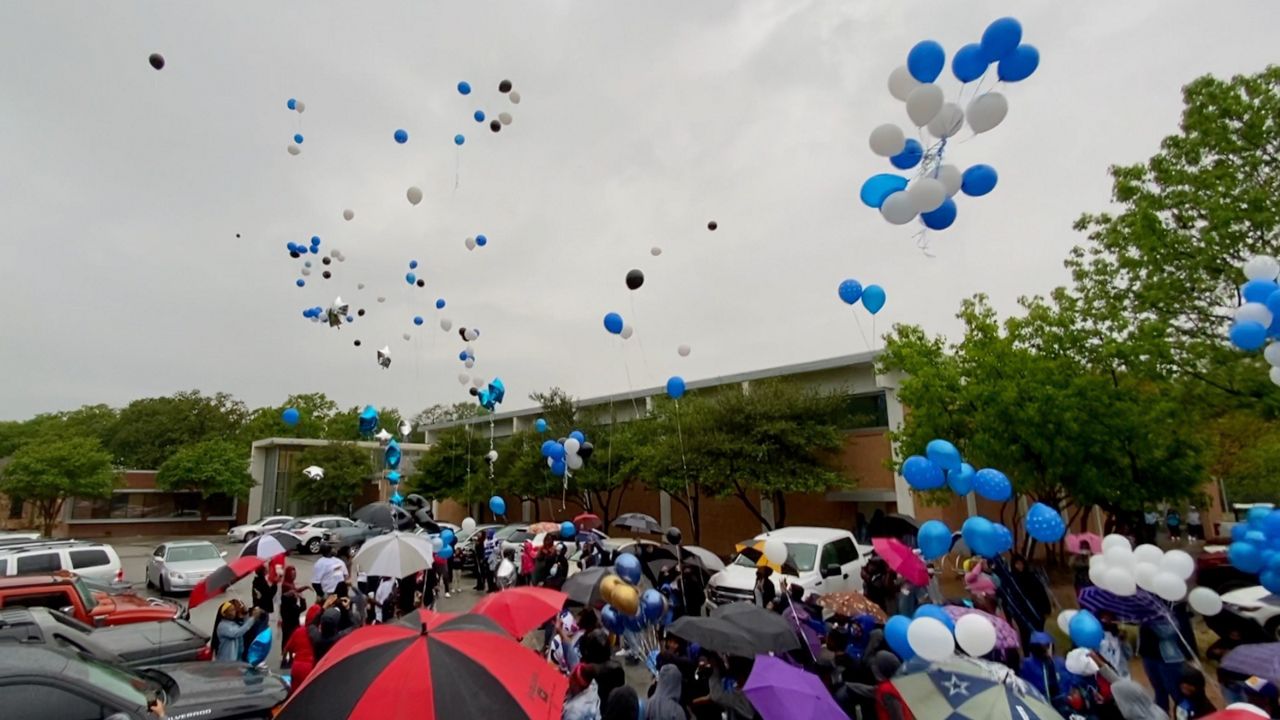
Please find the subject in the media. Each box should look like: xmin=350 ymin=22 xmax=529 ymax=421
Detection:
xmin=0 ymin=539 xmax=125 ymax=584
xmin=285 ymin=516 xmax=358 ymax=554
xmin=227 ymin=515 xmax=294 ymax=543
xmin=705 ymin=526 xmax=871 ymax=607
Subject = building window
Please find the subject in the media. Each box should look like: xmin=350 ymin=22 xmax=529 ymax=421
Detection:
xmin=7 ymin=498 xmax=24 ymax=520
xmin=839 ymin=392 xmax=889 ymax=429
xmin=68 ymin=491 xmax=236 ymax=522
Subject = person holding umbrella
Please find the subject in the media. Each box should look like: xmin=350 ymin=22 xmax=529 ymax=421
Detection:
xmin=278 ymin=566 xmax=306 ymax=668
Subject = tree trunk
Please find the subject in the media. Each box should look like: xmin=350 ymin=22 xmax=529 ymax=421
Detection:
xmin=38 ymin=498 xmax=63 ymax=537
xmin=690 ymin=489 xmax=701 ymax=544
xmin=731 ymin=481 xmax=773 ymax=530
xmin=772 ymin=491 xmax=788 ymax=528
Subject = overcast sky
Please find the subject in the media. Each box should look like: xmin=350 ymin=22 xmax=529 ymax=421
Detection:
xmin=2 ymin=1 xmax=1277 ymax=421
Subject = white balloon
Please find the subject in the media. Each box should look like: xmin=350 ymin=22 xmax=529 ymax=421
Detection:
xmin=888 ymin=65 xmax=920 ymax=102
xmin=402 ymin=333 xmax=411 ymax=341
xmin=762 ymin=537 xmax=788 ymax=566
xmin=440 ymin=318 xmax=453 ymax=331
xmin=343 ymin=209 xmax=354 ymax=221
xmin=287 ymin=144 xmax=301 ymax=155
xmin=301 ymin=268 xmax=311 ymax=276
xmin=966 ymin=92 xmax=1008 ymax=135
xmin=620 ymin=324 xmax=634 ymax=340
xmin=1088 ymin=559 xmax=1110 ymax=588
xmin=461 ymin=517 xmax=476 ymax=533
xmin=377 ymin=296 xmax=386 ymax=303
xmin=907 ymin=617 xmax=956 ymax=661
xmin=1134 ymin=562 xmax=1160 ymax=592
xmin=1188 ymin=586 xmax=1223 ymax=616
xmin=907 ymin=178 xmax=947 ymax=213
xmin=954 ymin=614 xmax=997 ymax=657
xmin=464 ymin=358 xmax=475 ymax=369
xmin=508 ymin=90 xmax=521 ymax=104
xmin=464 ymin=329 xmax=479 ymax=341
xmin=431 ymin=536 xmax=444 ymax=551
xmin=1236 ymin=302 xmax=1273 ymax=327
xmin=295 ymin=101 xmax=306 ymax=113
xmin=906 ymin=84 xmax=944 ymax=127
xmin=472 ymin=376 xmax=485 ymax=388
xmin=1265 ymin=342 xmax=1280 ymax=367
xmin=1152 ymin=571 xmax=1188 ymax=601
xmin=926 ymin=103 xmax=965 ymax=139
xmin=650 ymin=246 xmax=663 ymax=256
xmin=869 ymin=124 xmax=907 ymax=157
xmin=498 ymin=112 xmax=513 ymax=126
xmin=564 ymin=438 xmax=581 ymax=455
xmin=1272 ymin=366 xmax=1280 ymax=387
xmin=567 ymin=454 xmax=584 ymax=470
xmin=486 ymin=450 xmax=499 ymax=463
xmin=1105 ymin=545 xmax=1136 ymax=570
xmin=936 ymin=165 xmax=962 ymax=197
xmin=880 ymin=190 xmax=918 ymax=225
xmin=1133 ymin=543 xmax=1164 ymax=566
xmin=1244 ymin=255 xmax=1280 ymax=281
xmin=1088 ymin=554 xmax=1106 ymax=569
xmin=1161 ymin=549 xmax=1196 ymax=580
xmin=465 ymin=237 xmax=476 ymax=250
xmin=406 ymin=186 xmax=423 ymax=205
xmin=457 ymin=373 xmax=470 ymax=385
xmin=1101 ymin=534 xmax=1132 ymax=554
xmin=1057 ymin=610 xmax=1078 ymax=636
xmin=1103 ymin=566 xmax=1137 ymax=596
xmin=678 ymin=344 xmax=691 ymax=357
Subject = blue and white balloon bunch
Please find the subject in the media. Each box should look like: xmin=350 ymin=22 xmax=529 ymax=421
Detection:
xmin=1228 ymin=506 xmax=1280 ymax=592
xmin=539 ymin=429 xmax=595 ymax=479
xmin=884 ymin=605 xmax=999 ymax=661
xmin=861 ymin=17 xmax=1038 ymax=232
xmin=1230 ymin=255 xmax=1280 ymax=387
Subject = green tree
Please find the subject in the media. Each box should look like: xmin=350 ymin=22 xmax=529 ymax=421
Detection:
xmin=0 ymin=405 xmax=120 ymax=458
xmin=0 ymin=437 xmax=117 ymax=535
xmin=412 ymin=402 xmax=484 ymax=429
xmin=413 ymin=426 xmax=490 ymax=506
xmin=623 ymin=402 xmax=709 ymax=542
xmin=155 ymin=440 xmax=254 ymax=518
xmin=108 ymin=391 xmax=248 ymax=469
xmin=239 ymin=393 xmax=338 ymax=443
xmin=294 ymin=442 xmax=374 ymax=513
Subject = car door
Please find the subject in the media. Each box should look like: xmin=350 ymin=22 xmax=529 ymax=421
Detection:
xmin=2 ymin=680 xmax=122 ymax=720
xmin=831 ymin=537 xmax=864 ymax=592
xmin=816 ymin=542 xmax=848 ymax=593
xmin=148 ymin=546 xmax=165 ymax=586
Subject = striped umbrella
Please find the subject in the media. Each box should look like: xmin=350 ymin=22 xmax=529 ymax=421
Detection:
xmin=734 ymin=541 xmax=784 ymax=573
xmin=1077 ymin=587 xmax=1169 ymax=623
xmin=354 ymin=532 xmax=434 ymax=579
xmin=941 ymin=606 xmax=1020 ymax=650
xmin=189 ymin=555 xmax=265 ymax=610
xmin=240 ymin=530 xmax=301 ymax=560
xmin=889 ymin=656 xmax=1061 ymax=720
xmin=1221 ymin=643 xmax=1280 ymax=685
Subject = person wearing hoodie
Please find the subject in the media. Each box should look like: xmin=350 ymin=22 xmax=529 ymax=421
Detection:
xmin=1018 ymin=632 xmax=1068 ymax=706
xmin=309 ymin=605 xmax=353 ymax=662
xmin=603 ymin=686 xmax=642 ymax=720
xmin=1174 ymin=665 xmax=1216 ymax=719
xmin=647 ymin=664 xmax=689 ymax=720
xmin=520 ymin=538 xmax=536 ymax=586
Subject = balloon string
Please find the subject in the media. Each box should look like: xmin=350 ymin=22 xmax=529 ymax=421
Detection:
xmin=851 ymin=310 xmax=871 ymax=351
xmin=617 ymin=341 xmax=643 ymax=421
xmin=675 ymin=399 xmax=692 ymax=508
xmin=454 ymin=147 xmax=461 ymax=192
xmin=872 ymin=315 xmax=877 ymax=351
xmin=628 ymin=294 xmax=656 ymax=386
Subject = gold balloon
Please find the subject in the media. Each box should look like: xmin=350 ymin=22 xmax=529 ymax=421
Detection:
xmin=599 ymin=575 xmax=623 ymax=605
xmin=611 ymin=584 xmax=640 ymax=616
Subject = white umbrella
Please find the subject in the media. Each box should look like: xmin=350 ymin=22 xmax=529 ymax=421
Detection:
xmin=354 ymin=531 xmax=434 ymax=578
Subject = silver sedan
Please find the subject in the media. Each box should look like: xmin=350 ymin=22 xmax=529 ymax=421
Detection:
xmin=146 ymin=540 xmax=227 ymax=594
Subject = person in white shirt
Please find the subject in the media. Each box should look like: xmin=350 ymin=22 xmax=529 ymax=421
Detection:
xmin=311 ymin=545 xmax=349 ymax=601
xmin=1187 ymin=506 xmax=1204 ymax=543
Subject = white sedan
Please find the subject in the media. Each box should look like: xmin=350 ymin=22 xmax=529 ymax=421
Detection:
xmin=1221 ymin=585 xmax=1280 ymax=640
xmin=285 ymin=516 xmax=360 ymax=554
xmin=227 ymin=515 xmax=294 ymax=543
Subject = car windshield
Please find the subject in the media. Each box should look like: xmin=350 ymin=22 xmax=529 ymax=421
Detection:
xmin=494 ymin=526 xmax=524 ymax=541
xmin=732 ymin=542 xmax=818 ymax=573
xmin=73 ymin=577 xmax=98 ymax=612
xmin=65 ymin=648 xmax=152 ymax=705
xmin=282 ymin=520 xmax=311 ymax=530
xmin=508 ymin=531 xmax=534 ymax=543
xmin=167 ymin=545 xmax=220 ymax=562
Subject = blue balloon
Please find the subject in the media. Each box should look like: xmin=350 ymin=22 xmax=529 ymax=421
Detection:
xmin=838 ymin=279 xmax=864 ymax=305
xmin=980 ymin=17 xmax=1023 ymax=62
xmin=458 ymin=351 xmax=469 ymax=361
xmin=540 ymin=439 xmax=557 ymax=457
xmin=441 ymin=529 xmax=456 ymax=545
xmin=1248 ymin=506 xmax=1272 ymax=527
xmin=476 ymin=234 xmax=488 ymax=247
xmin=1232 ymin=523 xmax=1249 ymax=542
xmin=961 ymin=516 xmax=997 ymax=557
xmin=913 ymin=604 xmax=955 ymax=631
xmin=386 ymin=471 xmax=401 ymax=485
xmin=948 ymin=463 xmax=975 ymax=495
xmin=1266 ymin=289 xmax=1280 ymax=319
xmin=1263 ymin=571 xmax=1280 ymax=595
xmin=413 ymin=316 xmax=424 ymax=326
xmin=408 ymin=260 xmax=419 ymax=269
xmin=1025 ymin=502 xmax=1066 ymax=543
xmin=394 ymin=129 xmax=409 ymax=144
xmin=902 ymin=455 xmax=945 ymax=490
xmin=296 ymin=278 xmax=305 ymax=287
xmin=918 ymin=520 xmax=952 ymax=561
xmin=997 ymin=44 xmax=1039 ymax=83
xmin=1229 ymin=541 xmax=1264 ymax=573
xmin=1247 ymin=530 xmax=1268 ymax=546
xmin=906 ymin=40 xmax=946 ymax=83
xmin=406 ymin=272 xmax=417 ymax=285
xmin=859 ymin=174 xmax=909 ymax=208
xmin=457 ymin=81 xmax=472 ymax=95
xmin=438 ymin=543 xmax=454 ymax=560
xmin=925 ymin=439 xmax=961 ymax=472
xmin=641 ymin=588 xmax=665 ymax=622
xmin=309 ymin=245 xmax=318 ymax=254
xmin=549 ymin=442 xmax=566 ymax=461
xmin=885 ymin=615 xmax=915 ymax=660
xmin=601 ymin=605 xmax=622 ymax=634
xmin=474 ymin=110 xmax=486 ymax=122
xmin=390 ymin=492 xmax=403 ymax=505
xmin=1230 ymin=321 xmax=1268 ymax=351
xmin=535 ymin=418 xmax=548 ymax=433
xmin=287 ymin=98 xmax=297 ymax=110
xmin=615 ymin=553 xmax=642 ymax=585
xmin=551 ymin=459 xmax=567 ymax=477
xmin=862 ymin=285 xmax=886 ymax=315
xmin=310 ymin=235 xmax=321 ymax=246
xmin=489 ymin=496 xmax=506 ymax=516
xmin=560 ymin=521 xmax=577 ymax=539
xmin=385 ymin=441 xmax=401 ymax=469
xmin=1243 ymin=280 xmax=1280 ymax=304
xmin=569 ymin=431 xmax=586 ymax=443
xmin=1264 ymin=510 xmax=1280 ymax=540
xmin=961 ymin=165 xmax=999 ymax=197
xmin=282 ymin=408 xmax=300 ymax=426
xmin=667 ymin=376 xmax=687 ymax=400
xmin=973 ymin=468 xmax=1012 ymax=502
xmin=890 ymin=139 xmax=924 ymax=170
xmin=603 ymin=312 xmax=624 ymax=334
xmin=992 ymin=523 xmax=1014 ymax=554
xmin=921 ymin=198 xmax=958 ymax=230
xmin=436 ymin=298 xmax=446 ymax=309
xmin=346 ymin=315 xmax=354 ymax=323
xmin=245 ymin=627 xmax=272 ymax=666
xmin=454 ymin=134 xmax=465 ymax=146
xmin=294 ymin=133 xmax=304 ymax=144
xmin=1069 ymin=609 xmax=1104 ymax=650
xmin=951 ymin=43 xmax=988 ymax=82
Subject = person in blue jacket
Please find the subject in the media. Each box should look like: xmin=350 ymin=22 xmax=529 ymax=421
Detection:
xmin=1019 ymin=631 xmax=1068 ymax=704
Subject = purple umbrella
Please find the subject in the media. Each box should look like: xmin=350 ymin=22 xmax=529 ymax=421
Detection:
xmin=941 ymin=605 xmax=1020 ymax=649
xmin=1077 ymin=587 xmax=1169 ymax=624
xmin=1222 ymin=643 xmax=1280 ymax=685
xmin=743 ymin=654 xmax=847 ymax=720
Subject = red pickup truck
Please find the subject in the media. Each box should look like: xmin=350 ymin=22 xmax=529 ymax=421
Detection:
xmin=0 ymin=571 xmax=183 ymax=626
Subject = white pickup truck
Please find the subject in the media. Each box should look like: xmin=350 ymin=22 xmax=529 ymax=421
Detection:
xmin=705 ymin=526 xmax=872 ymax=607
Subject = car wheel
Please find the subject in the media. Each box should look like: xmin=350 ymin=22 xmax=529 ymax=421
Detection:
xmin=306 ymin=538 xmax=322 ymax=554
xmin=243 ymin=531 xmax=258 ymax=543
xmin=159 ymin=576 xmax=169 ymax=596
xmin=145 ymin=570 xmax=155 ymax=590
xmin=1265 ymin=617 xmax=1280 ymax=642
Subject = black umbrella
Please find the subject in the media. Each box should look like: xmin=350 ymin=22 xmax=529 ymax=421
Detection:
xmin=612 ymin=512 xmax=662 ymax=534
xmin=711 ymin=601 xmax=802 ymax=654
xmin=667 ymin=616 xmax=759 ymax=658
xmin=621 ymin=543 xmax=678 ymax=585
xmin=353 ymin=502 xmax=415 ymax=531
xmin=681 ymin=545 xmax=726 ymax=573
xmin=560 ymin=567 xmax=651 ymax=606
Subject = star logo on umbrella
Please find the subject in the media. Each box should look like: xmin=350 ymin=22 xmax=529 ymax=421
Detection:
xmin=942 ymin=674 xmax=969 ymax=697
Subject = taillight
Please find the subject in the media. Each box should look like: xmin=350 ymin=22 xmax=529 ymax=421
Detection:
xmin=197 ymin=645 xmax=212 ymax=661
xmin=115 ymin=568 xmax=125 ymax=582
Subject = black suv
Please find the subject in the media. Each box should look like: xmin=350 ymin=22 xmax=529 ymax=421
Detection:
xmin=0 ymin=643 xmax=287 ymax=720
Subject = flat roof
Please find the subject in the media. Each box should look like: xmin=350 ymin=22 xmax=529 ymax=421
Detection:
xmin=251 ymin=438 xmax=432 ymax=451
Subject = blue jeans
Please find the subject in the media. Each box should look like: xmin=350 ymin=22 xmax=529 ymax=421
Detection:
xmin=1142 ymin=658 xmax=1183 ymax=712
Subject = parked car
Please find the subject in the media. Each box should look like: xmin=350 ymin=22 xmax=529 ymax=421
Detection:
xmin=0 ymin=643 xmax=287 ymax=720
xmin=455 ymin=523 xmax=502 ymax=572
xmin=503 ymin=525 xmax=608 ymax=568
xmin=1195 ymin=545 xmax=1256 ymax=595
xmin=284 ymin=516 xmax=359 ymax=554
xmin=705 ymin=527 xmax=872 ymax=607
xmin=0 ymin=531 xmax=41 ymax=541
xmin=226 ymin=515 xmax=294 ymax=543
xmin=323 ymin=520 xmax=387 ymax=554
xmin=0 ymin=606 xmax=211 ymax=666
xmin=0 ymin=539 xmax=124 ymax=583
xmin=145 ymin=541 xmax=228 ymax=594
xmin=1219 ymin=585 xmax=1280 ymax=640
xmin=0 ymin=572 xmax=183 ymax=626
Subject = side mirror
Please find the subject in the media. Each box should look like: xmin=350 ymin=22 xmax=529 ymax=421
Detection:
xmin=220 ymin=551 xmax=228 ymax=557
xmin=60 ymin=605 xmax=76 ymax=616
xmin=822 ymin=563 xmax=842 ymax=579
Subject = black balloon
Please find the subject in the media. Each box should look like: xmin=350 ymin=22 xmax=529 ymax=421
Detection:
xmin=498 ymin=79 xmax=512 ymax=93
xmin=148 ymin=53 xmax=164 ymax=70
xmin=458 ymin=328 xmax=468 ymax=341
xmin=625 ymin=269 xmax=644 ymax=291
xmin=665 ymin=527 xmax=683 ymax=546
xmin=354 ymin=340 xmax=362 ymax=347
xmin=322 ymin=270 xmax=332 ymax=279
xmin=289 ymin=251 xmax=300 ymax=259
xmin=322 ymin=257 xmax=332 ymax=265
xmin=707 ymin=221 xmax=718 ymax=231
xmin=357 ymin=309 xmax=366 ymax=317
xmin=235 ymin=233 xmax=241 ymax=238
xmin=578 ymin=441 xmax=594 ymax=461
xmin=416 ymin=279 xmax=425 ymax=287
xmin=469 ymin=387 xmax=479 ymax=396
xmin=489 ymin=120 xmax=501 ymax=133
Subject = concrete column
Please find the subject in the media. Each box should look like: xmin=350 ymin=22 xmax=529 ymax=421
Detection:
xmin=660 ymin=491 xmax=672 ymax=527
xmin=760 ymin=495 xmax=775 ymax=530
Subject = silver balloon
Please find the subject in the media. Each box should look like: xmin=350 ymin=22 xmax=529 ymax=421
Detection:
xmin=879 ymin=190 xmax=918 ymax=225
xmin=650 ymin=247 xmax=662 ymax=256
xmin=440 ymin=318 xmax=453 ymax=331
xmin=868 ymin=124 xmax=906 ymax=157
xmin=936 ymin=165 xmax=963 ymax=197
xmin=620 ymin=324 xmax=634 ymax=339
xmin=472 ymin=376 xmax=486 ymax=388
xmin=464 ymin=358 xmax=475 ymax=369
xmin=458 ymin=373 xmax=470 ymax=384
xmin=402 ymin=333 xmax=411 ymax=341
xmin=905 ymin=84 xmax=943 ymax=127
xmin=295 ymin=101 xmax=306 ymax=113
xmin=399 ymin=421 xmax=413 ymax=439
xmin=301 ymin=267 xmax=311 ymax=276
xmin=464 ymin=329 xmax=478 ymax=341
xmin=509 ymin=91 xmax=521 ymax=104
xmin=887 ymin=65 xmax=920 ymax=102
xmin=677 ymin=344 xmax=691 ymax=357
xmin=498 ymin=112 xmax=513 ymax=126
xmin=357 ymin=283 xmax=365 ymax=290
xmin=377 ymin=346 xmax=391 ymax=369
xmin=907 ymin=178 xmax=947 ymax=213
xmin=287 ymin=144 xmax=301 ymax=155
xmin=343 ymin=209 xmax=354 ymax=221
xmin=966 ymin=92 xmax=1008 ymax=135
xmin=406 ymin=186 xmax=424 ymax=205
xmin=926 ymin=103 xmax=965 ymax=139
xmin=302 ymin=465 xmax=325 ymax=480
xmin=377 ymin=296 xmax=386 ymax=303
xmin=465 ymin=237 xmax=476 ymax=250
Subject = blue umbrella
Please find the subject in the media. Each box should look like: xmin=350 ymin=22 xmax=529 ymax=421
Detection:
xmin=890 ymin=656 xmax=1061 ymax=720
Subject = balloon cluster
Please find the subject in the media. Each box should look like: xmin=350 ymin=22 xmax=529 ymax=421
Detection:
xmin=1087 ymin=534 xmax=1195 ymax=601
xmin=464 ymin=234 xmax=490 ymax=251
xmin=285 ymin=98 xmax=306 ymax=155
xmin=405 ymin=259 xmax=426 ymax=288
xmin=539 ymin=429 xmax=595 ymax=478
xmin=454 ymin=79 xmax=520 ymax=144
xmin=837 ymin=279 xmax=887 ymax=316
xmin=861 ymin=17 xmax=1037 ymax=233
xmin=1230 ymin=255 xmax=1280 ymax=387
xmin=601 ymin=554 xmax=668 ymax=635
xmin=884 ymin=605 xmax=999 ymax=662
xmin=906 ymin=439 xmax=1027 ymax=560
xmin=431 ymin=526 xmax=459 ymax=561
xmin=1227 ymin=506 xmax=1280 ymax=592
xmin=475 ymin=377 xmax=505 ymax=411
xmin=602 ymin=311 xmax=634 ymax=340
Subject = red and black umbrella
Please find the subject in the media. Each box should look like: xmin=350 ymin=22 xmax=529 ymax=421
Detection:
xmin=472 ymin=586 xmax=568 ymax=639
xmin=572 ymin=512 xmax=602 ymax=531
xmin=280 ymin=610 xmax=567 ymax=720
xmin=189 ymin=555 xmax=264 ymax=610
